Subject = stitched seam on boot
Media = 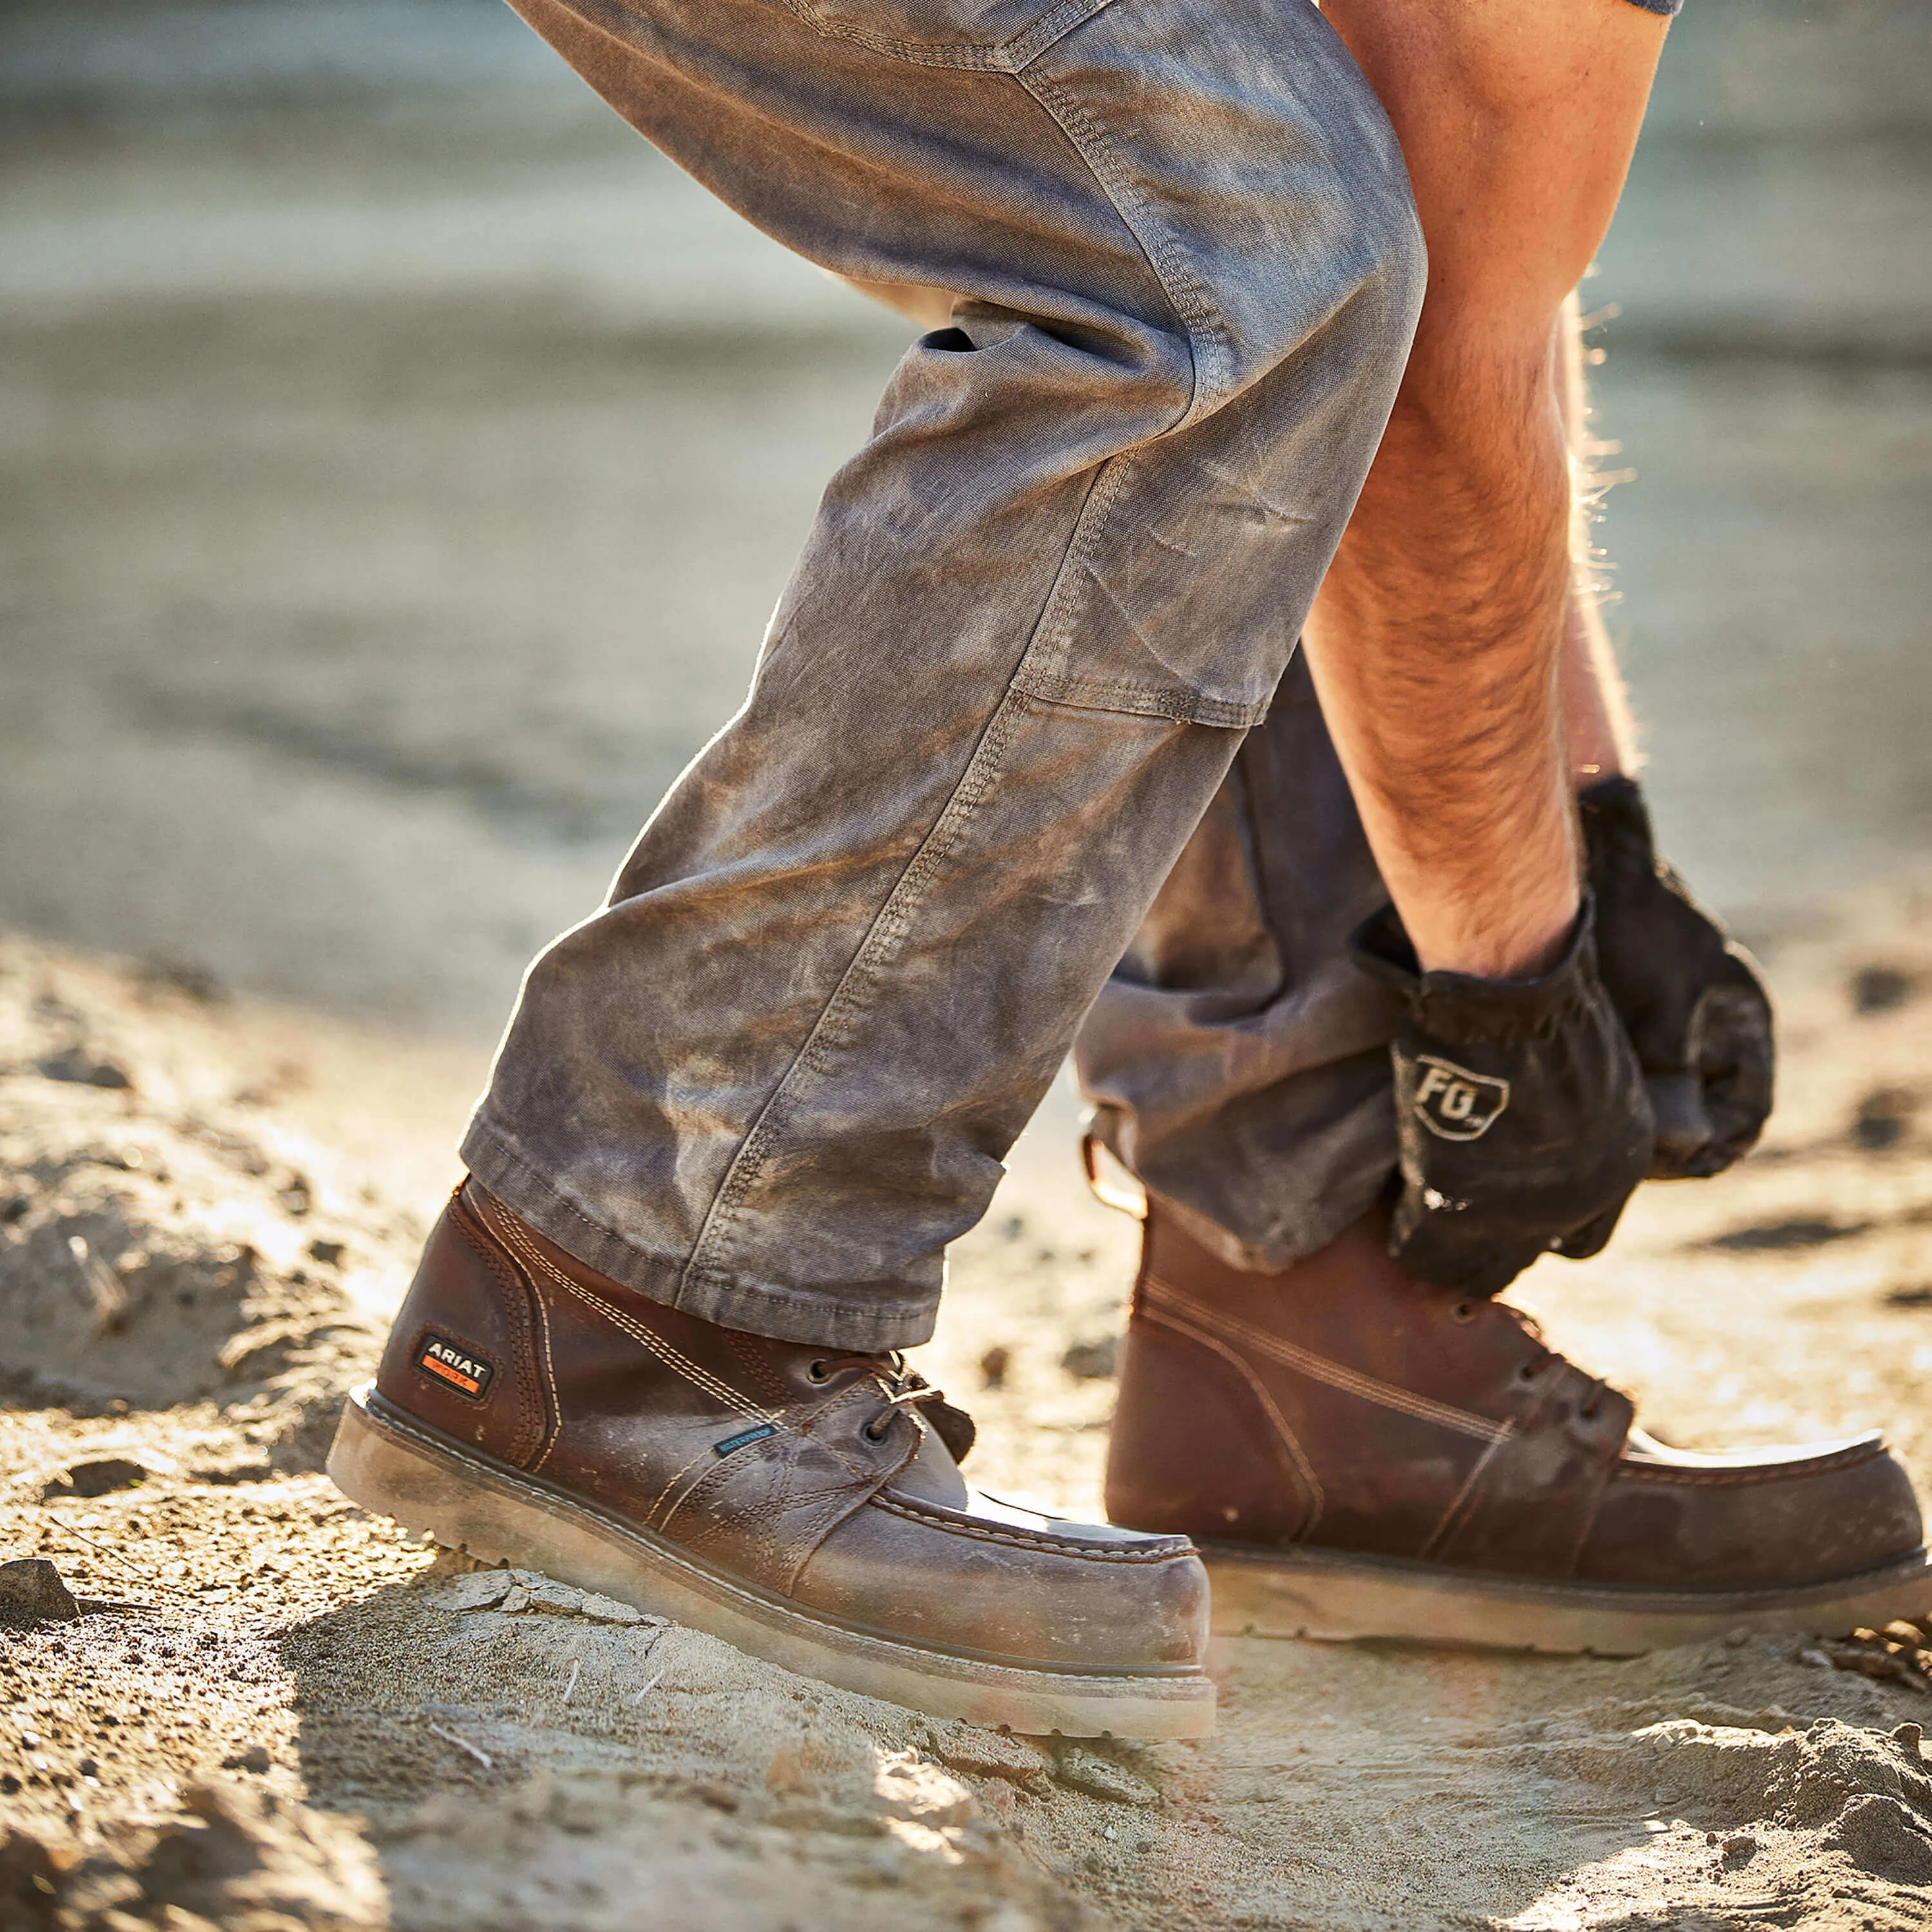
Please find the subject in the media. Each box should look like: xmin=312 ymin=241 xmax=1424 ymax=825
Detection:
xmin=484 ymin=1202 xmax=775 ymax=1425
xmin=726 ymin=1331 xmax=798 ymax=1412
xmin=527 ymin=1278 xmax=564 ymax=1474
xmin=464 ymin=1186 xmax=569 ymax=1473
xmin=650 ymin=1443 xmax=723 ymax=1528
xmin=1417 ymin=1430 xmax=1517 ymax=1563
xmin=1144 ymin=1276 xmax=1510 ymax=1443
xmin=448 ymin=1186 xmax=546 ymax=1467
xmin=1140 ymin=1304 xmax=1324 ymax=1537
xmin=1615 ymin=1446 xmax=1883 ymax=1487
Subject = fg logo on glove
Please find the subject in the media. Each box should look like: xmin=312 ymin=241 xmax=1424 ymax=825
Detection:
xmin=1411 ymin=1056 xmax=1510 ymax=1141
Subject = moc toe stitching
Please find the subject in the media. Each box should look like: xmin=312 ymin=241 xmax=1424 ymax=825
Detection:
xmin=1613 ymin=1441 xmax=1891 ymax=1487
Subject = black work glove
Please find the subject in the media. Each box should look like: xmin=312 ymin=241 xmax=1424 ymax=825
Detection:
xmin=1578 ymin=775 xmax=1774 ymax=1179
xmin=1352 ymin=896 xmax=1654 ymax=1297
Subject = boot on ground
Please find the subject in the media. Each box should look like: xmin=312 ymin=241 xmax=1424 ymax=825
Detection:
xmin=330 ymin=1181 xmax=1213 ymax=1736
xmin=1104 ymin=1203 xmax=1929 ymax=1652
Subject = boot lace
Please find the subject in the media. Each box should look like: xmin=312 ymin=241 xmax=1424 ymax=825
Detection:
xmin=1454 ymin=1300 xmax=1612 ymax=1423
xmin=806 ymin=1350 xmax=949 ymax=1443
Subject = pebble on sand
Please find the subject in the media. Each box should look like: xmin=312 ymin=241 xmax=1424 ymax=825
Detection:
xmin=0 ymin=1557 xmax=80 ymax=1622
xmin=433 ymin=1566 xmax=660 ymax=1625
xmin=41 ymin=1455 xmax=151 ymax=1501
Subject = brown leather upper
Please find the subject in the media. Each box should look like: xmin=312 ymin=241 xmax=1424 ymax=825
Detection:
xmin=1106 ymin=1205 xmax=1923 ymax=1590
xmin=375 ymin=1182 xmax=1208 ymax=1671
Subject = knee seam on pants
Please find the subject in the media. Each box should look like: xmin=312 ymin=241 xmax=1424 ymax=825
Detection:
xmin=1017 ymin=67 xmax=1230 ymax=425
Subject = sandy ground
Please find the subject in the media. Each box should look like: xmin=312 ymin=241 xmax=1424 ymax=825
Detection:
xmin=5 ymin=878 xmax=1932 ymax=1929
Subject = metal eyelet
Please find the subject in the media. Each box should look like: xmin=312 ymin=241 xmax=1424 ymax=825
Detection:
xmin=1579 ymin=1404 xmax=1601 ymax=1423
xmin=1451 ymin=1300 xmax=1478 ymax=1325
xmin=1516 ymin=1361 xmax=1540 ymax=1383
xmin=862 ymin=1417 xmax=887 ymax=1442
xmin=806 ymin=1359 xmax=829 ymax=1384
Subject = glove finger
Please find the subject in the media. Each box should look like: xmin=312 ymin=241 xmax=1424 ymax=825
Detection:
xmin=1694 ymin=969 xmax=1776 ymax=1166
xmin=1552 ymin=1193 xmax=1629 ymax=1260
xmin=1644 ymin=1070 xmax=1716 ymax=1179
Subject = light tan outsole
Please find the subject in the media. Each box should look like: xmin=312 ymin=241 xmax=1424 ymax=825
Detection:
xmin=328 ymin=1385 xmax=1215 ymax=1739
xmin=1203 ymin=1539 xmax=1932 ymax=1655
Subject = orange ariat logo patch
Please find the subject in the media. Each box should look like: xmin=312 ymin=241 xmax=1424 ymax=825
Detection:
xmin=415 ymin=1333 xmax=495 ymax=1402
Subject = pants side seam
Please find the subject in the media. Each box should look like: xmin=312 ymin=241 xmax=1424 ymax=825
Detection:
xmin=680 ymin=689 xmax=1027 ymax=1288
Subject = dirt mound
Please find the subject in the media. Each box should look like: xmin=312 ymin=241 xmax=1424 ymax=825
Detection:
xmin=8 ymin=1777 xmax=384 ymax=1931
xmin=0 ymin=943 xmax=396 ymax=1466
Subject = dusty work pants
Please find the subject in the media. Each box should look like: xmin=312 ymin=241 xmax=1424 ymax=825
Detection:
xmin=462 ymin=0 xmax=1426 ymax=1348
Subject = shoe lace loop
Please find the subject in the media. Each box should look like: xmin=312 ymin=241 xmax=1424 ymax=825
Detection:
xmin=806 ymin=1350 xmax=948 ymax=1443
xmin=1486 ymin=1302 xmax=1611 ymax=1423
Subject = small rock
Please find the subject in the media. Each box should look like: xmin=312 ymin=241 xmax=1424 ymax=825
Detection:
xmin=1821 ymin=1637 xmax=1932 ymax=1692
xmin=1798 ymin=1647 xmax=1834 ymax=1669
xmin=0 ymin=1827 xmax=63 ymax=1932
xmin=522 ymin=1579 xmax=589 ymax=1616
xmin=1892 ymin=1721 xmax=1924 ymax=1755
xmin=0 ymin=1558 xmax=80 ymax=1622
xmin=435 ymin=1570 xmax=515 ymax=1613
xmin=1852 ymin=965 xmax=1915 ymax=1014
xmin=1721 ymin=1832 xmax=1757 ymax=1864
xmin=307 ymin=1239 xmax=346 ymax=1267
xmin=1048 ymin=1743 xmax=1157 ymax=1806
xmin=222 ymin=1746 xmax=272 ymax=1774
xmin=489 ymin=1569 xmax=658 ymax=1624
xmin=574 ymin=1591 xmax=652 ymax=1625
xmin=36 ymin=1046 xmax=132 ymax=1089
xmin=43 ymin=1455 xmax=150 ymax=1501
xmin=979 ymin=1345 xmax=1012 ymax=1392
xmin=1854 ymin=1092 xmax=1912 ymax=1153
xmin=929 ymin=1727 xmax=1052 ymax=1792
xmin=1882 ymin=1620 xmax=1927 ymax=1647
xmin=1059 ymin=1336 xmax=1119 ymax=1382
xmin=1722 ymin=1626 xmax=1752 ymax=1649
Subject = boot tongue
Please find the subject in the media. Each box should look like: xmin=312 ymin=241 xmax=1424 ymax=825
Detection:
xmin=883 ymin=1417 xmax=971 ymax=1508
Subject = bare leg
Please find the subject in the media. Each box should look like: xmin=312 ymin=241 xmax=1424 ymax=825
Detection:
xmin=1558 ymin=289 xmax=1640 ymax=782
xmin=1303 ymin=0 xmax=1669 ymax=977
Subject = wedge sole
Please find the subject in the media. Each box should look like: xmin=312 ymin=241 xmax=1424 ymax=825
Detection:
xmin=328 ymin=1385 xmax=1214 ymax=1738
xmin=1202 ymin=1538 xmax=1932 ymax=1654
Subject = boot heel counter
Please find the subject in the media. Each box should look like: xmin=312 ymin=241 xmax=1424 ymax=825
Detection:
xmin=1105 ymin=1312 xmax=1317 ymax=1545
xmin=375 ymin=1188 xmax=547 ymax=1464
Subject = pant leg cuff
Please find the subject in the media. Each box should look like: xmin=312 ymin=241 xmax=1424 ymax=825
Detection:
xmin=459 ymin=1120 xmax=940 ymax=1352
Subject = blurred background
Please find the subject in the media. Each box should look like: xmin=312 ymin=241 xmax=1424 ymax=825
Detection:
xmin=1 ymin=0 xmax=1929 ymax=1044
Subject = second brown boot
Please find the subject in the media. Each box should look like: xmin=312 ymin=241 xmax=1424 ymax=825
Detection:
xmin=1105 ymin=1202 xmax=1930 ymax=1653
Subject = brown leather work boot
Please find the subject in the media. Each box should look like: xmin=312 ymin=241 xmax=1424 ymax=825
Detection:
xmin=1104 ymin=1203 xmax=1930 ymax=1654
xmin=329 ymin=1182 xmax=1212 ymax=1737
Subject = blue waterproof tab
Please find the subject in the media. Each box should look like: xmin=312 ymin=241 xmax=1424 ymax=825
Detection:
xmin=713 ymin=1423 xmax=779 ymax=1458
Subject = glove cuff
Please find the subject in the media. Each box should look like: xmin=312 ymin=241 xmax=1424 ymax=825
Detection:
xmin=1350 ymin=895 xmax=1604 ymax=1044
xmin=1578 ymin=773 xmax=1656 ymax=873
